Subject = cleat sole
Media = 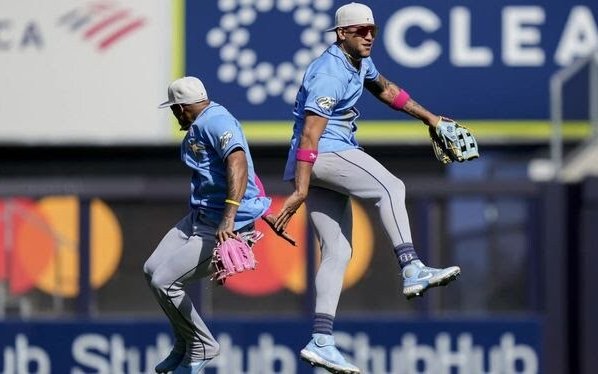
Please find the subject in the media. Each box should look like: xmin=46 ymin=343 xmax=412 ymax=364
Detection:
xmin=429 ymin=268 xmax=461 ymax=288
xmin=403 ymin=267 xmax=461 ymax=300
xmin=300 ymin=349 xmax=360 ymax=374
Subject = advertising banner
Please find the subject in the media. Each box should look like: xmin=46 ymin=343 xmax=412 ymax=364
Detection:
xmin=0 ymin=192 xmax=536 ymax=317
xmin=0 ymin=0 xmax=178 ymax=144
xmin=0 ymin=318 xmax=542 ymax=374
xmin=2 ymin=1 xmax=595 ymax=144
xmin=187 ymin=0 xmax=597 ymax=121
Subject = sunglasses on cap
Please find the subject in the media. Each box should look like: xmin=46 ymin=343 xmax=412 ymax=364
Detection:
xmin=343 ymin=25 xmax=378 ymax=38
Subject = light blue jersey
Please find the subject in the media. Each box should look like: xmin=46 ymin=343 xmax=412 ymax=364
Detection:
xmin=283 ymin=43 xmax=379 ymax=180
xmin=181 ymin=101 xmax=270 ymax=230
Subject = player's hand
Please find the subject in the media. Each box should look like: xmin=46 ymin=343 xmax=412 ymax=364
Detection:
xmin=262 ymin=214 xmax=297 ymax=246
xmin=215 ymin=217 xmax=236 ymax=244
xmin=274 ymin=191 xmax=306 ymax=232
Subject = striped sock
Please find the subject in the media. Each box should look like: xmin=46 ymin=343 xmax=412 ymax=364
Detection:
xmin=393 ymin=243 xmax=419 ymax=269
xmin=313 ymin=313 xmax=334 ymax=335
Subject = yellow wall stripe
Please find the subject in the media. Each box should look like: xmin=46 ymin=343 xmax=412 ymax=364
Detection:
xmin=240 ymin=120 xmax=592 ymax=145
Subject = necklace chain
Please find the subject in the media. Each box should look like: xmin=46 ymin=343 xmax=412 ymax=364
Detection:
xmin=338 ymin=44 xmax=362 ymax=68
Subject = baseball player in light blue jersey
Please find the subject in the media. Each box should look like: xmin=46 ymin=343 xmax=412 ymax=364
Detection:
xmin=143 ymin=76 xmax=274 ymax=374
xmin=274 ymin=3 xmax=461 ymax=373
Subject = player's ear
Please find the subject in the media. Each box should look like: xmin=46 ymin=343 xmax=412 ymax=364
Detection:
xmin=337 ymin=28 xmax=346 ymax=41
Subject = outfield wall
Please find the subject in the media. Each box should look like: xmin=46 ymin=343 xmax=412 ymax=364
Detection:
xmin=2 ymin=147 xmax=598 ymax=373
xmin=0 ymin=319 xmax=541 ymax=374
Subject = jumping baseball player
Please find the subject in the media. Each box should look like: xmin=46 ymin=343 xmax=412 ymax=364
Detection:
xmin=144 ymin=76 xmax=291 ymax=374
xmin=274 ymin=3 xmax=465 ymax=373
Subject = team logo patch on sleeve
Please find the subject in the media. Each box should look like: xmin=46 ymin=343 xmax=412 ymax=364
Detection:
xmin=316 ymin=96 xmax=336 ymax=111
xmin=219 ymin=131 xmax=233 ymax=150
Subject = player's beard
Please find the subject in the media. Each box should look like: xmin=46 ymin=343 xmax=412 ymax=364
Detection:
xmin=353 ymin=42 xmax=372 ymax=58
xmin=360 ymin=44 xmax=372 ymax=57
xmin=178 ymin=120 xmax=191 ymax=131
xmin=339 ymin=41 xmax=372 ymax=62
xmin=175 ymin=114 xmax=192 ymax=131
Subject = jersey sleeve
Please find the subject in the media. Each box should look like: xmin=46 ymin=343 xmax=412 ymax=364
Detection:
xmin=202 ymin=115 xmax=247 ymax=160
xmin=303 ymin=73 xmax=345 ymax=118
xmin=364 ymin=57 xmax=380 ymax=82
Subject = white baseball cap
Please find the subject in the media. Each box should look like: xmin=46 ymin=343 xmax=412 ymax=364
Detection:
xmin=158 ymin=76 xmax=208 ymax=108
xmin=326 ymin=2 xmax=375 ymax=32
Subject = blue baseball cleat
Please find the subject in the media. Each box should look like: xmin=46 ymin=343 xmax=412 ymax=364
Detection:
xmin=402 ymin=260 xmax=461 ymax=299
xmin=300 ymin=333 xmax=360 ymax=374
xmin=172 ymin=358 xmax=212 ymax=374
xmin=155 ymin=351 xmax=184 ymax=373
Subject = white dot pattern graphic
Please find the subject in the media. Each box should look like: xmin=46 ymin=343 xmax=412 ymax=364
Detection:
xmin=238 ymin=69 xmax=256 ymax=87
xmin=218 ymin=64 xmax=238 ymax=82
xmin=207 ymin=0 xmax=334 ymax=104
xmin=230 ymin=29 xmax=250 ymax=46
xmin=220 ymin=45 xmax=239 ymax=61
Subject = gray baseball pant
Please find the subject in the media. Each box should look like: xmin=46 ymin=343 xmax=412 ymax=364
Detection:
xmin=143 ymin=211 xmax=220 ymax=365
xmin=307 ymin=148 xmax=413 ymax=316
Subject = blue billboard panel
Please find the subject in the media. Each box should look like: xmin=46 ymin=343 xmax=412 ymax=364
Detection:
xmin=186 ymin=1 xmax=597 ymax=120
xmin=0 ymin=318 xmax=542 ymax=373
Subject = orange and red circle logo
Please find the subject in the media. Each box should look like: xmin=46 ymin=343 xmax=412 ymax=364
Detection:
xmin=224 ymin=197 xmax=374 ymax=296
xmin=0 ymin=196 xmax=122 ymax=297
xmin=0 ymin=195 xmax=373 ymax=298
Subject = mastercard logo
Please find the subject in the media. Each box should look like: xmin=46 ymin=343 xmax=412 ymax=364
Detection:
xmin=225 ymin=197 xmax=374 ymax=296
xmin=0 ymin=196 xmax=122 ymax=297
xmin=0 ymin=195 xmax=372 ymax=299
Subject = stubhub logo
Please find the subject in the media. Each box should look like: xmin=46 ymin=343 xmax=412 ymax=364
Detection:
xmin=0 ymin=331 xmax=538 ymax=374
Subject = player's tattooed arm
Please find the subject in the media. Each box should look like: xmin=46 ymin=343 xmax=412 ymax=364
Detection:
xmin=364 ymin=74 xmax=400 ymax=103
xmin=217 ymin=148 xmax=248 ymax=243
xmin=365 ymin=74 xmax=440 ymax=127
xmin=402 ymin=99 xmax=440 ymax=128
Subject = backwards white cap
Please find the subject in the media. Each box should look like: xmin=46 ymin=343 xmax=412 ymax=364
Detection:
xmin=158 ymin=76 xmax=208 ymax=108
xmin=326 ymin=2 xmax=375 ymax=32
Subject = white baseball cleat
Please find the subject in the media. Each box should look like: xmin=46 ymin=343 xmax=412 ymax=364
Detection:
xmin=172 ymin=358 xmax=212 ymax=374
xmin=402 ymin=260 xmax=461 ymax=299
xmin=300 ymin=333 xmax=360 ymax=374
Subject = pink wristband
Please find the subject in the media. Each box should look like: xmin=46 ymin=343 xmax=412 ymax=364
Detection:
xmin=390 ymin=89 xmax=410 ymax=110
xmin=296 ymin=149 xmax=318 ymax=163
